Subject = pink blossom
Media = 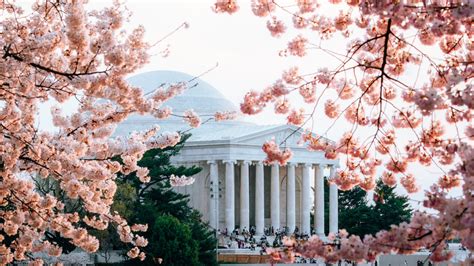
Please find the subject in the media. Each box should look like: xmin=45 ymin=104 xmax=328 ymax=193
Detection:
xmin=334 ymin=11 xmax=352 ymax=31
xmin=286 ymin=108 xmax=305 ymax=125
xmin=437 ymin=174 xmax=461 ymax=190
xmin=135 ymin=236 xmax=148 ymax=247
xmin=337 ymin=83 xmax=355 ymax=100
xmin=241 ymin=90 xmax=265 ymax=114
xmin=282 ymin=67 xmax=301 ymax=85
xmin=152 ymin=83 xmax=186 ymax=102
xmin=183 ymin=109 xmax=201 ymax=128
xmin=359 ymin=175 xmax=376 ymax=191
xmin=274 ymin=98 xmax=291 ymax=114
xmin=271 ymin=80 xmax=289 ymax=97
xmin=413 ymin=86 xmax=446 ymax=115
xmin=131 ymin=224 xmax=148 ymax=232
xmin=262 ymin=139 xmax=293 ymax=165
xmin=381 ymin=171 xmax=397 ymax=187
xmin=299 ymin=83 xmax=316 ymax=103
xmin=267 ymin=17 xmax=286 ymax=37
xmin=169 ymin=174 xmax=195 ymax=187
xmin=152 ymin=107 xmax=172 ymax=119
xmin=297 ymin=0 xmax=317 ymax=13
xmin=287 ymin=35 xmax=308 ymax=57
xmin=213 ymin=0 xmax=239 ymax=14
xmin=214 ymin=111 xmax=237 ymax=121
xmin=292 ymin=14 xmax=308 ymax=29
xmin=3 ymin=220 xmax=19 ymax=236
xmin=400 ymin=174 xmax=419 ymax=193
xmin=324 ymin=100 xmax=339 ymax=118
xmin=136 ymin=167 xmax=150 ymax=183
xmin=330 ymin=170 xmax=360 ymax=191
xmin=127 ymin=247 xmax=140 ymax=259
xmin=251 ymin=0 xmax=275 ymax=17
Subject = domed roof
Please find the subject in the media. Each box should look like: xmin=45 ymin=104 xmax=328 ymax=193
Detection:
xmin=114 ymin=70 xmax=254 ymax=139
xmin=128 ymin=70 xmax=238 ymax=115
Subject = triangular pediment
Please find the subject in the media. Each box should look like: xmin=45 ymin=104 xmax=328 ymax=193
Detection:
xmin=231 ymin=124 xmax=332 ymax=148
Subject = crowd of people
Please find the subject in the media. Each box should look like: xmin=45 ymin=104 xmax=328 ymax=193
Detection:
xmin=218 ymin=225 xmax=315 ymax=255
xmin=218 ymin=227 xmax=467 ymax=265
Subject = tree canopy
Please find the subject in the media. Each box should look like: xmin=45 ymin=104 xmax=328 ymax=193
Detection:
xmin=339 ymin=179 xmax=412 ymax=237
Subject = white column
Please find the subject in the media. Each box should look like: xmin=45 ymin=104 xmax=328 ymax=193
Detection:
xmin=301 ymin=164 xmax=311 ymax=234
xmin=286 ymin=163 xmax=296 ymax=233
xmin=315 ymin=164 xmax=325 ymax=237
xmin=255 ymin=161 xmax=264 ymax=235
xmin=271 ymin=163 xmax=280 ymax=230
xmin=208 ymin=160 xmax=219 ymax=229
xmin=224 ymin=160 xmax=235 ymax=231
xmin=329 ymin=165 xmax=338 ymax=234
xmin=240 ymin=160 xmax=250 ymax=230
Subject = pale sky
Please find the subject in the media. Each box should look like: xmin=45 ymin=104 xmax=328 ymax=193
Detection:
xmin=105 ymin=0 xmax=463 ymax=208
xmin=26 ymin=0 xmax=463 ymax=209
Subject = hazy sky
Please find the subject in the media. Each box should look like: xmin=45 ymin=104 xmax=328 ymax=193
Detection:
xmin=107 ymin=0 xmax=463 ymax=208
xmin=27 ymin=0 xmax=462 ymax=209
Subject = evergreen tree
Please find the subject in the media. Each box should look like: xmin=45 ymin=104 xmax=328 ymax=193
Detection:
xmin=118 ymin=134 xmax=217 ymax=266
xmin=372 ymin=179 xmax=413 ymax=231
xmin=147 ymin=215 xmax=200 ymax=266
xmin=338 ymin=179 xmax=412 ymax=238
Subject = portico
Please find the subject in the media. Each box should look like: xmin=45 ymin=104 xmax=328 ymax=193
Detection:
xmin=203 ymin=159 xmax=339 ymax=236
xmin=168 ymin=123 xmax=339 ymax=236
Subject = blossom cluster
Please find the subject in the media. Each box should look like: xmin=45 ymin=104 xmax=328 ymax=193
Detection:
xmin=0 ymin=1 xmax=211 ymax=263
xmin=262 ymin=139 xmax=293 ymax=165
xmin=169 ymin=174 xmax=196 ymax=186
xmin=214 ymin=111 xmax=238 ymax=121
xmin=216 ymin=0 xmax=474 ymax=263
xmin=183 ymin=109 xmax=201 ymax=128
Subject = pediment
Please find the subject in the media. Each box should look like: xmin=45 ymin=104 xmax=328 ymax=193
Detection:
xmin=231 ymin=124 xmax=332 ymax=148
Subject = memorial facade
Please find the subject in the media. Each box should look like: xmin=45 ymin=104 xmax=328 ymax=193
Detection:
xmin=116 ymin=70 xmax=339 ymax=236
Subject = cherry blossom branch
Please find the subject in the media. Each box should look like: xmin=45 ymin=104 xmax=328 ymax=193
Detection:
xmin=3 ymin=44 xmax=110 ymax=80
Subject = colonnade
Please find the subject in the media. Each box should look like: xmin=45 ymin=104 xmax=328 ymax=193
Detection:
xmin=208 ymin=160 xmax=338 ymax=236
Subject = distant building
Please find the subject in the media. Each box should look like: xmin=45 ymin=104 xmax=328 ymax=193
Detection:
xmin=116 ymin=71 xmax=339 ymax=236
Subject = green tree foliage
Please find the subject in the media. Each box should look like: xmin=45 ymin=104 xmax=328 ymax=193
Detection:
xmin=147 ymin=215 xmax=200 ymax=266
xmin=339 ymin=179 xmax=413 ymax=238
xmin=118 ymin=134 xmax=217 ymax=266
xmin=372 ymin=179 xmax=413 ymax=232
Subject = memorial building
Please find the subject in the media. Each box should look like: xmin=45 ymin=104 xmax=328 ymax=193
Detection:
xmin=116 ymin=70 xmax=339 ymax=237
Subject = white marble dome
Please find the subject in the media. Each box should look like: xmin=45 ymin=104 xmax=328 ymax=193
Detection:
xmin=114 ymin=70 xmax=257 ymax=139
xmin=129 ymin=70 xmax=239 ymax=115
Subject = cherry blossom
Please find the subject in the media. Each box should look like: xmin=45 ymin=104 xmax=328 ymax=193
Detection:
xmin=287 ymin=35 xmax=308 ymax=57
xmin=213 ymin=0 xmax=239 ymax=14
xmin=287 ymin=108 xmax=306 ymax=125
xmin=267 ymin=17 xmax=287 ymax=37
xmin=262 ymin=139 xmax=293 ymax=165
xmin=183 ymin=109 xmax=201 ymax=128
xmin=282 ymin=67 xmax=301 ymax=85
xmin=169 ymin=174 xmax=196 ymax=187
xmin=214 ymin=111 xmax=238 ymax=121
xmin=217 ymin=0 xmax=474 ymax=263
xmin=274 ymin=98 xmax=291 ymax=114
xmin=251 ymin=0 xmax=276 ymax=17
xmin=0 ymin=1 xmax=210 ymax=263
